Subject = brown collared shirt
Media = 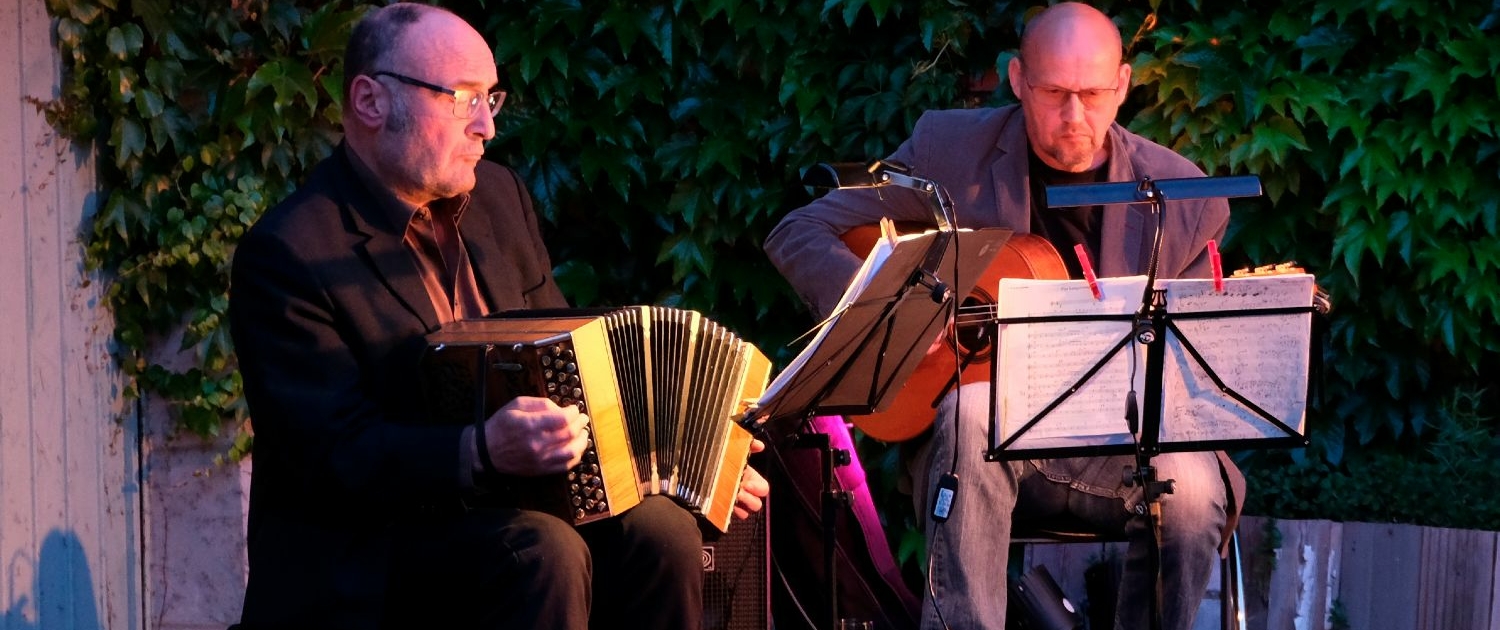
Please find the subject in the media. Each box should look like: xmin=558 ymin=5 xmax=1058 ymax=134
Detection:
xmin=345 ymin=146 xmax=489 ymax=485
xmin=344 ymin=145 xmax=488 ymax=325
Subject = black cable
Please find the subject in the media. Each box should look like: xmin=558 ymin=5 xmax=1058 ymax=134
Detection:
xmin=771 ymin=556 xmax=819 ymax=630
xmin=939 ymin=208 xmax=962 ymax=630
xmin=925 ymin=527 xmax=954 ymax=630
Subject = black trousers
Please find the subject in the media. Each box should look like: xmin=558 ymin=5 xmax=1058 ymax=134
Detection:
xmin=383 ymin=495 xmax=704 ymax=629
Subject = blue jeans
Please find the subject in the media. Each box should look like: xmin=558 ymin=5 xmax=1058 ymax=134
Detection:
xmin=908 ymin=383 xmax=1227 ymax=630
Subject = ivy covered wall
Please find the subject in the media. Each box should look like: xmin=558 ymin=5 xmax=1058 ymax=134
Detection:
xmin=43 ymin=0 xmax=1500 ymax=534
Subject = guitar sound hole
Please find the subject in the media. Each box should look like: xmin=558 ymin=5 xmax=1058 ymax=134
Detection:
xmin=954 ymin=293 xmax=995 ymax=362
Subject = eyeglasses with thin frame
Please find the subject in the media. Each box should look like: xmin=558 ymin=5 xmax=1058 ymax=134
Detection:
xmin=371 ymin=70 xmax=507 ymax=119
xmin=1024 ymin=79 xmax=1118 ymax=110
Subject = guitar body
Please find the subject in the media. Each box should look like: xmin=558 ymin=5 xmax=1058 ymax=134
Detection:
xmin=839 ymin=224 xmax=1069 ymax=442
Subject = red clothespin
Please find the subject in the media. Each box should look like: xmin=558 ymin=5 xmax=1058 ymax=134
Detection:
xmin=1208 ymin=239 xmax=1225 ymax=292
xmin=1075 ymin=244 xmax=1102 ymax=300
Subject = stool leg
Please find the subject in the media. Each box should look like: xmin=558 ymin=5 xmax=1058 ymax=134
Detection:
xmin=1219 ymin=531 xmax=1245 ymax=630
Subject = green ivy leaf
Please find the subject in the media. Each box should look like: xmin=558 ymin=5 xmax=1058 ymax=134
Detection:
xmin=131 ymin=0 xmax=171 ymax=37
xmin=1443 ymin=36 xmax=1500 ymax=79
xmin=658 ymin=232 xmax=711 ymax=281
xmin=134 ymin=88 xmax=164 ymax=119
xmin=1247 ymin=116 xmax=1310 ymax=165
xmin=1333 ymin=217 xmax=1369 ymax=276
xmin=261 ymin=0 xmax=303 ymax=41
xmin=1390 ymin=49 xmax=1452 ymax=105
xmin=1421 ymin=243 xmax=1471 ymax=286
xmin=1291 ymin=26 xmax=1350 ymax=71
xmin=112 ymin=116 xmax=146 ymax=166
xmin=833 ymin=0 xmax=864 ymax=27
xmin=105 ymin=23 xmax=143 ymax=60
xmin=246 ymin=59 xmax=318 ymax=115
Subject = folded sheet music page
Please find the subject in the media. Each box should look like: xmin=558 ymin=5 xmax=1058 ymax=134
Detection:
xmin=757 ymin=221 xmax=908 ymax=405
xmin=993 ymin=273 xmax=1314 ymax=452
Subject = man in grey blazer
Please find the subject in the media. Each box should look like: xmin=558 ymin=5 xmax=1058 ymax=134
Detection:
xmin=765 ymin=4 xmax=1242 ymax=629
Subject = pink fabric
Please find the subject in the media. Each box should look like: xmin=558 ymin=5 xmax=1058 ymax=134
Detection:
xmin=807 ymin=415 xmax=918 ymax=613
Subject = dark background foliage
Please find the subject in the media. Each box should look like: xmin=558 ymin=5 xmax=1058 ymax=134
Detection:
xmin=43 ymin=0 xmax=1500 ymax=565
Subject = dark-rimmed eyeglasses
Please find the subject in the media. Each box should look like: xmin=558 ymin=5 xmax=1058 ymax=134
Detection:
xmin=371 ymin=70 xmax=507 ymax=119
xmin=1024 ymin=80 xmax=1118 ymax=110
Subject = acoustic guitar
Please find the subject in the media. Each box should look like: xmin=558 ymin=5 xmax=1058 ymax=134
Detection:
xmin=838 ymin=224 xmax=1069 ymax=442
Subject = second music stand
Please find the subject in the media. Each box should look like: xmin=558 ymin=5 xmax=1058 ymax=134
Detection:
xmin=986 ymin=175 xmax=1310 ymax=630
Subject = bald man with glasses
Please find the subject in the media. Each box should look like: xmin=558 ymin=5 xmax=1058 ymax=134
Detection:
xmin=765 ymin=4 xmax=1242 ymax=630
xmin=228 ymin=4 xmax=766 ymax=629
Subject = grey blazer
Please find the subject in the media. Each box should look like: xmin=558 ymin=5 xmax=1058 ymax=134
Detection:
xmin=763 ymin=104 xmax=1244 ymax=550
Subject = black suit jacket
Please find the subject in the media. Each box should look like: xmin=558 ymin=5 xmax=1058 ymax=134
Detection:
xmin=229 ymin=147 xmax=566 ymax=627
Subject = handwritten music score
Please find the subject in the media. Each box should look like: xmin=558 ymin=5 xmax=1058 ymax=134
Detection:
xmin=1160 ymin=275 xmax=1313 ymax=443
xmin=993 ymin=274 xmax=1314 ymax=452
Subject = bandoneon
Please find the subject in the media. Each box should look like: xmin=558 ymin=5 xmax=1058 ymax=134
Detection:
xmin=420 ymin=306 xmax=771 ymax=533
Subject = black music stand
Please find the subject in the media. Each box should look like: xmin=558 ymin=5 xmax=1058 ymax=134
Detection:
xmin=743 ymin=162 xmax=1011 ymax=630
xmin=985 ymin=175 xmax=1312 ymax=630
xmin=984 ymin=175 xmax=1308 ymax=458
xmin=747 ymin=228 xmax=1012 ymax=428
xmin=984 ymin=273 xmax=1314 ymax=459
xmin=749 ymin=226 xmax=1011 ymax=630
xmin=745 ymin=160 xmax=1016 ymax=432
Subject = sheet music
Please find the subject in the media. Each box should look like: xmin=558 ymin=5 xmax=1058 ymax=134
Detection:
xmin=1159 ymin=274 xmax=1313 ymax=442
xmin=757 ymin=227 xmax=958 ymax=409
xmin=757 ymin=228 xmax=905 ymax=405
xmin=993 ymin=274 xmax=1314 ymax=452
xmin=749 ymin=225 xmax=1019 ymax=435
xmin=995 ymin=276 xmax=1146 ymax=448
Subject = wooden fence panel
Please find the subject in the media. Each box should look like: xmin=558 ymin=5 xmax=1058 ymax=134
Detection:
xmin=1416 ymin=526 xmax=1496 ymax=630
xmin=1340 ymin=521 xmax=1423 ymax=630
xmin=1016 ymin=516 xmax=1500 ymax=630
xmin=1240 ymin=517 xmax=1344 ymax=630
xmin=1240 ymin=518 xmax=1500 ymax=630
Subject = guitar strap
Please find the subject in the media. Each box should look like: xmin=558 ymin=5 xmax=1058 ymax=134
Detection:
xmin=766 ymin=415 xmax=922 ymax=629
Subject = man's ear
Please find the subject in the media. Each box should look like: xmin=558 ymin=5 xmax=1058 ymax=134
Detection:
xmin=1113 ymin=62 xmax=1132 ymax=107
xmin=1007 ymin=56 xmax=1026 ymax=100
xmin=346 ymin=74 xmax=387 ymax=128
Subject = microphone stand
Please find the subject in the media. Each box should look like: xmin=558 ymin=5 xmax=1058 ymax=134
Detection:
xmin=800 ymin=159 xmax=958 ymax=231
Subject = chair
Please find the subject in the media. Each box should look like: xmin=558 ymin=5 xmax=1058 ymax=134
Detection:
xmin=1010 ymin=527 xmax=1244 ymax=630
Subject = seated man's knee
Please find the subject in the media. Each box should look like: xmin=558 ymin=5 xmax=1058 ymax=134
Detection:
xmin=1153 ymin=453 xmax=1227 ymax=548
xmin=499 ymin=510 xmax=592 ymax=585
xmin=616 ymin=495 xmax=703 ymax=574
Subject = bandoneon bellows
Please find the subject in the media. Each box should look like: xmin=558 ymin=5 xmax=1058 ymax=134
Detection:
xmin=420 ymin=306 xmax=771 ymax=533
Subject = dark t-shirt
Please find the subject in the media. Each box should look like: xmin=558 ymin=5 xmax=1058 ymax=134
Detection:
xmin=1027 ymin=149 xmax=1107 ymax=280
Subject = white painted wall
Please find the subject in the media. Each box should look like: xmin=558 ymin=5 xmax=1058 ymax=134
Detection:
xmin=140 ymin=330 xmax=250 ymax=630
xmin=0 ymin=0 xmax=142 ymax=628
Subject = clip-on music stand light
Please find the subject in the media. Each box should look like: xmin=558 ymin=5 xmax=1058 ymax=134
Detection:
xmin=743 ymin=160 xmax=1011 ymax=630
xmin=986 ymin=174 xmax=1302 ymax=630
